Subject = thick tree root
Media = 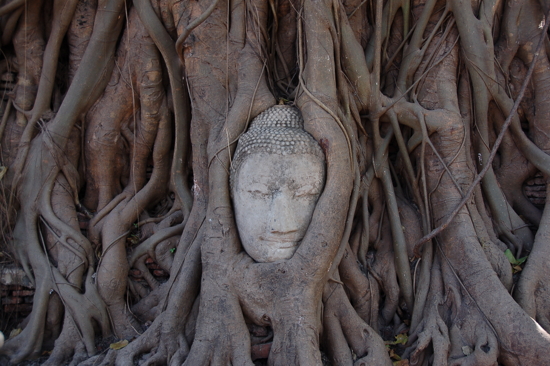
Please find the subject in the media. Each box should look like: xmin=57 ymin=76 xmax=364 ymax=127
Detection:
xmin=514 ymin=183 xmax=550 ymax=331
xmin=323 ymin=278 xmax=392 ymax=366
xmin=42 ymin=321 xmax=89 ymax=366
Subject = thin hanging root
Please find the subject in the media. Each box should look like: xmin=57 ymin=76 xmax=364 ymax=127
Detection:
xmin=0 ymin=99 xmax=12 ymax=142
xmin=0 ymin=0 xmax=25 ymax=17
xmin=410 ymin=242 xmax=433 ymax=331
xmin=357 ymin=172 xmax=373 ymax=267
xmin=421 ymin=110 xmax=467 ymax=200
xmin=370 ymin=117 xmax=414 ymax=311
xmin=1 ymin=7 xmax=23 ymax=45
xmin=376 ymin=34 xmax=459 ymax=121
xmin=402 ymin=0 xmax=410 ymax=34
xmin=40 ymin=216 xmax=87 ymax=268
xmin=268 ymin=0 xmax=293 ymax=90
xmin=296 ymin=10 xmax=353 ymax=166
xmin=209 ymin=60 xmax=270 ymax=164
xmin=413 ymin=16 xmax=455 ymax=96
xmin=386 ymin=110 xmax=430 ymax=242
xmin=30 ymin=0 xmax=79 ymax=120
xmin=175 ymin=0 xmax=221 ymax=61
xmin=11 ymin=0 xmax=126 ymax=192
xmin=133 ymin=0 xmax=193 ymax=214
xmin=39 ymin=178 xmax=94 ymax=266
xmin=40 ymin=229 xmax=89 ymax=349
xmin=395 ymin=0 xmax=440 ymax=90
xmin=357 ymin=128 xmax=392 ymax=265
xmin=378 ymin=156 xmax=414 ymax=311
xmin=413 ymin=11 xmax=550 ymax=254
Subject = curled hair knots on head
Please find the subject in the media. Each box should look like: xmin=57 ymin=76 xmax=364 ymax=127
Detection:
xmin=230 ymin=105 xmax=325 ymax=190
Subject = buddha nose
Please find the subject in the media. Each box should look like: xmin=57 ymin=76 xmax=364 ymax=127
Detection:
xmin=269 ymin=190 xmax=298 ymax=234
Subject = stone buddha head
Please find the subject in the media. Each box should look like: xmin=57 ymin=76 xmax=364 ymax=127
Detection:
xmin=230 ymin=105 xmax=326 ymax=263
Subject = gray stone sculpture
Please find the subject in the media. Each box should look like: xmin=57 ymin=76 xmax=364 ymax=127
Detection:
xmin=230 ymin=105 xmax=326 ymax=262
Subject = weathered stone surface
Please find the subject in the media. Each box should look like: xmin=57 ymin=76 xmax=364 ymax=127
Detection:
xmin=231 ymin=105 xmax=326 ymax=263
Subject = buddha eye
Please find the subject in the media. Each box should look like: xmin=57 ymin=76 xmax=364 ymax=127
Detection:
xmin=250 ymin=190 xmax=270 ymax=197
xmin=294 ymin=184 xmax=319 ymax=198
xmin=246 ymin=185 xmax=271 ymax=198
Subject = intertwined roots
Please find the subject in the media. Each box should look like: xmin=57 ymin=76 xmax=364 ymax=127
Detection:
xmin=0 ymin=0 xmax=550 ymax=364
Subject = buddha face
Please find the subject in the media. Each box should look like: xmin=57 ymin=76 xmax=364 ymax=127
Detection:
xmin=232 ymin=152 xmax=325 ymax=263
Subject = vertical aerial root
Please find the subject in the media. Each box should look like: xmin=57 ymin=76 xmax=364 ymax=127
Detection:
xmin=133 ymin=0 xmax=194 ymax=214
xmin=369 ymin=230 xmax=400 ymax=324
xmin=404 ymin=257 xmax=450 ymax=366
xmin=514 ymin=184 xmax=550 ymax=332
xmin=11 ymin=0 xmax=44 ymax=128
xmin=338 ymin=244 xmax=377 ymax=325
